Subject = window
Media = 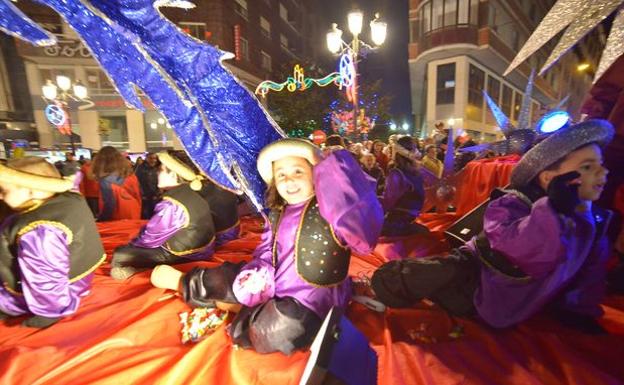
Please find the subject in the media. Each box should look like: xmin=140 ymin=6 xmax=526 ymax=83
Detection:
xmin=261 ymin=51 xmax=272 ymax=71
xmin=280 ymin=3 xmax=288 ymax=21
xmin=179 ymin=22 xmax=207 ymax=40
xmin=419 ymin=0 xmax=478 ymax=34
xmin=512 ymin=90 xmax=523 ymax=122
xmin=240 ymin=37 xmax=249 ymax=60
xmin=432 ymin=0 xmax=443 ymax=30
xmin=260 ymin=17 xmax=271 ymax=39
xmin=85 ymin=68 xmax=115 ymax=94
xmin=467 ymin=64 xmax=485 ymax=121
xmin=280 ymin=34 xmax=288 ymax=50
xmin=501 ymin=84 xmax=512 ymax=118
xmin=458 ymin=0 xmax=469 ymax=23
xmin=234 ymin=0 xmax=248 ymax=19
xmin=485 ymin=75 xmax=501 ymax=125
xmin=444 ymin=0 xmax=457 ymax=27
xmin=436 ymin=63 xmax=455 ymax=105
xmin=422 ymin=2 xmax=431 ymax=32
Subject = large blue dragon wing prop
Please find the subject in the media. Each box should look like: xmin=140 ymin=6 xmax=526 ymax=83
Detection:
xmin=86 ymin=0 xmax=286 ymax=208
xmin=2 ymin=0 xmax=284 ymax=209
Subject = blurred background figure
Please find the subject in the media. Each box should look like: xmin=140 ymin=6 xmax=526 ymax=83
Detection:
xmin=135 ymin=152 xmax=160 ymax=219
xmin=91 ymin=146 xmax=141 ymax=221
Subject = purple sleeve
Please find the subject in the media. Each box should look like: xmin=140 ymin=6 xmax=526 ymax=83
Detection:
xmin=132 ymin=199 xmax=187 ymax=248
xmin=314 ymin=149 xmax=384 ymax=254
xmin=232 ymin=222 xmax=276 ymax=306
xmin=380 ymin=169 xmax=408 ymax=211
xmin=484 ymin=195 xmax=565 ymax=277
xmin=18 ymin=225 xmax=82 ymax=317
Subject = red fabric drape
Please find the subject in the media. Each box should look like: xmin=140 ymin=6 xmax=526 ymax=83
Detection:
xmin=3 ymin=213 xmax=624 ymax=385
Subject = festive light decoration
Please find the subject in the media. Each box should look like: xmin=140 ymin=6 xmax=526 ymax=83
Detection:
xmin=255 ymin=64 xmax=344 ymax=97
xmin=504 ymin=0 xmax=624 ymax=83
xmin=339 ymin=53 xmax=356 ymax=101
xmin=536 ymin=110 xmax=571 ymax=134
xmin=1 ymin=0 xmax=285 ymax=210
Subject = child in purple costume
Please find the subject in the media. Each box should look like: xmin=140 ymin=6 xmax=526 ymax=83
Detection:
xmin=151 ymin=139 xmax=383 ymax=354
xmin=372 ymin=120 xmax=615 ymax=333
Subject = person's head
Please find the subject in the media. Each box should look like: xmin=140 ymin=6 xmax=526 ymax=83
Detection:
xmin=372 ymin=140 xmax=385 ymax=154
xmin=425 ymin=144 xmax=437 ymax=158
xmin=65 ymin=152 xmax=75 ymax=162
xmin=325 ymin=135 xmax=345 ymax=148
xmin=535 ymin=143 xmax=607 ymax=201
xmin=157 ymin=151 xmax=203 ymax=190
xmin=91 ymin=146 xmax=132 ymax=180
xmin=0 ymin=157 xmax=68 ymax=210
xmin=360 ymin=153 xmax=376 ymax=170
xmin=257 ymin=139 xmax=321 ymax=209
xmin=135 ymin=157 xmax=144 ymax=166
xmin=434 ymin=121 xmax=445 ymax=132
xmin=511 ymin=119 xmax=614 ymax=202
xmin=145 ymin=152 xmax=158 ymax=167
xmin=394 ymin=136 xmax=420 ymax=170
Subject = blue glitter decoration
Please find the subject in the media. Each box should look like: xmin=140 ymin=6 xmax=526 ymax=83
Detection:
xmin=2 ymin=0 xmax=285 ymax=209
xmin=0 ymin=0 xmax=56 ymax=45
xmin=483 ymin=90 xmax=511 ymax=135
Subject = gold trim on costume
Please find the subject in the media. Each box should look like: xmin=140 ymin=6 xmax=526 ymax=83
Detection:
xmin=3 ymin=282 xmax=23 ymax=296
xmin=17 ymin=220 xmax=73 ymax=244
xmin=164 ymin=236 xmax=215 ymax=256
xmin=271 ymin=212 xmax=283 ymax=267
xmin=70 ymin=253 xmax=107 ymax=283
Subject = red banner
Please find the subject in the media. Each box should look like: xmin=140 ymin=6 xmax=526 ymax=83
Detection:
xmin=234 ymin=24 xmax=241 ymax=61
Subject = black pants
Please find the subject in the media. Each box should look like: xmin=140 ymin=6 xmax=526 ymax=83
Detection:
xmin=111 ymin=244 xmax=193 ymax=270
xmin=371 ymin=249 xmax=480 ymax=317
xmin=182 ymin=263 xmax=322 ymax=355
xmin=381 ymin=211 xmax=430 ymax=237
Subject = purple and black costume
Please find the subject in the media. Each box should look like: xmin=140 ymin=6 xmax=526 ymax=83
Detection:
xmin=372 ymin=188 xmax=612 ymax=328
xmin=181 ymin=150 xmax=383 ymax=354
xmin=380 ymin=167 xmax=428 ymax=236
xmin=112 ymin=182 xmax=232 ymax=271
xmin=0 ymin=193 xmax=105 ymax=325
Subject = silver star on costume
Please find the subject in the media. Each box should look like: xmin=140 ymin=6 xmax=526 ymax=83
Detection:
xmin=595 ymin=6 xmax=624 ymax=81
xmin=504 ymin=0 xmax=624 ymax=84
xmin=517 ymin=69 xmax=535 ymax=131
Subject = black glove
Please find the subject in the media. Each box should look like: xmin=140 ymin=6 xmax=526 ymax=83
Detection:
xmin=22 ymin=315 xmax=60 ymax=328
xmin=547 ymin=171 xmax=581 ymax=216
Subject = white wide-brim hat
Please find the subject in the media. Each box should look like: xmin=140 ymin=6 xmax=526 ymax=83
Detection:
xmin=0 ymin=164 xmax=73 ymax=192
xmin=257 ymin=138 xmax=322 ymax=184
xmin=510 ymin=119 xmax=614 ymax=188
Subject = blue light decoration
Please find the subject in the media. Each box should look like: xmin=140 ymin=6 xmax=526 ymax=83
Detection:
xmin=535 ymin=110 xmax=571 ymax=134
xmin=44 ymin=104 xmax=67 ymax=127
xmin=0 ymin=0 xmax=285 ymax=210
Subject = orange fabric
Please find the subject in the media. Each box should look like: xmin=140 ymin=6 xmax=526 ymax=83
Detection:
xmin=99 ymin=174 xmax=142 ymax=220
xmin=3 ymin=216 xmax=624 ymax=385
xmin=79 ymin=162 xmax=100 ymax=198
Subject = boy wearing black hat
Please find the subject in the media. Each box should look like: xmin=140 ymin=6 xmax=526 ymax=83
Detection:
xmin=372 ymin=120 xmax=615 ymax=332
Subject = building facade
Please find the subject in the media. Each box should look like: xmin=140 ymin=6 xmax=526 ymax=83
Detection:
xmin=408 ymin=0 xmax=603 ymax=141
xmin=6 ymin=0 xmax=320 ymax=153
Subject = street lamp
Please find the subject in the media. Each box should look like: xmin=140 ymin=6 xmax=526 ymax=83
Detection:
xmin=327 ymin=11 xmax=387 ymax=141
xmin=41 ymin=76 xmax=91 ymax=153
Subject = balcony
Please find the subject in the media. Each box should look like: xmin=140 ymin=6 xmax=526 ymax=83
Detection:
xmin=410 ymin=25 xmax=479 ymax=59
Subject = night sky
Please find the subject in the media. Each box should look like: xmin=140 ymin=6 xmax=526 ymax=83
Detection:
xmin=316 ymin=0 xmax=412 ymax=124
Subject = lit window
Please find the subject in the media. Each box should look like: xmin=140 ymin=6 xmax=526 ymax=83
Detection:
xmin=179 ymin=22 xmax=207 ymax=40
xmin=235 ymin=0 xmax=248 ymax=19
xmin=240 ymin=37 xmax=249 ymax=60
xmin=261 ymin=51 xmax=272 ymax=71
xmin=279 ymin=3 xmax=288 ymax=21
xmin=260 ymin=17 xmax=271 ymax=39
xmin=467 ymin=64 xmax=485 ymax=122
xmin=485 ymin=75 xmax=501 ymax=125
xmin=280 ymin=34 xmax=288 ymax=50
